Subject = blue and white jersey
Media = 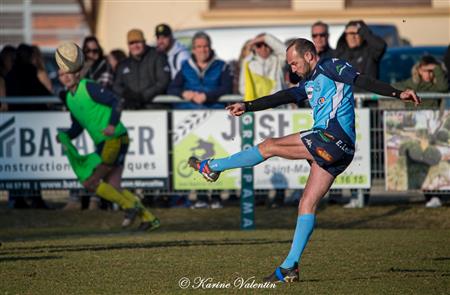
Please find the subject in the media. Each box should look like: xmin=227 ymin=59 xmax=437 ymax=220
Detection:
xmin=289 ymin=58 xmax=359 ymax=144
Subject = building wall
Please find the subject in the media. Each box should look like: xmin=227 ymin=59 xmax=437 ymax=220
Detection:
xmin=97 ymin=0 xmax=450 ymax=52
xmin=1 ymin=0 xmax=89 ymax=48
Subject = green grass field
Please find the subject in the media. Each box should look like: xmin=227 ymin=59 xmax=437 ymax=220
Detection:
xmin=1 ymin=205 xmax=449 ymax=294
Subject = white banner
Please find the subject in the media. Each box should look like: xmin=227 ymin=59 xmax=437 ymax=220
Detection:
xmin=253 ymin=109 xmax=371 ymax=189
xmin=0 ymin=111 xmax=168 ymax=189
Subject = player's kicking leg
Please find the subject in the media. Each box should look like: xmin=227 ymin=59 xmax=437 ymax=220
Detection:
xmin=188 ymin=133 xmax=314 ymax=182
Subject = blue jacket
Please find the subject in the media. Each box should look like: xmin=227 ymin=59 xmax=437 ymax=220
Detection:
xmin=168 ymin=55 xmax=232 ymax=103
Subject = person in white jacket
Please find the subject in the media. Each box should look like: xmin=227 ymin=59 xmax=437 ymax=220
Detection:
xmin=155 ymin=23 xmax=190 ymax=79
xmin=239 ymin=33 xmax=287 ymax=99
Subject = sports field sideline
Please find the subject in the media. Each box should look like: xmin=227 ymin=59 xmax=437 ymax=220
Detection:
xmin=1 ymin=205 xmax=449 ymax=294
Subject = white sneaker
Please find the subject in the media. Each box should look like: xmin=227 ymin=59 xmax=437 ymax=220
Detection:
xmin=210 ymin=201 xmax=223 ymax=209
xmin=425 ymin=197 xmax=442 ymax=208
xmin=191 ymin=201 xmax=209 ymax=209
xmin=343 ymin=199 xmax=359 ymax=209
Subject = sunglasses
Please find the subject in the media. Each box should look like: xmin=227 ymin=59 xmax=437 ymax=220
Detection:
xmin=128 ymin=41 xmax=142 ymax=46
xmin=312 ymin=33 xmax=327 ymax=38
xmin=345 ymin=32 xmax=359 ymax=36
xmin=85 ymin=48 xmax=99 ymax=54
xmin=255 ymin=42 xmax=268 ymax=48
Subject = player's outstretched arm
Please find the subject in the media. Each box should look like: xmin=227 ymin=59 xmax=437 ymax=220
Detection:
xmin=226 ymin=88 xmax=298 ymax=117
xmin=354 ymin=74 xmax=421 ymax=106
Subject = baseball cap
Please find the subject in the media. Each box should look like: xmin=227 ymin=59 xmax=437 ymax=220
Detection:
xmin=127 ymin=29 xmax=145 ymax=43
xmin=155 ymin=24 xmax=172 ymax=37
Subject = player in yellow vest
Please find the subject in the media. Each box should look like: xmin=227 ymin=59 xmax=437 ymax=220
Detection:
xmin=56 ymin=42 xmax=159 ymax=231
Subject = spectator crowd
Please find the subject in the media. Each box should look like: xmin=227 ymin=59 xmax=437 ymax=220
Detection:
xmin=1 ymin=20 xmax=449 ymax=210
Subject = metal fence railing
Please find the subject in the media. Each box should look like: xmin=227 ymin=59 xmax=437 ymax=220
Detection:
xmin=1 ymin=93 xmax=449 ymax=205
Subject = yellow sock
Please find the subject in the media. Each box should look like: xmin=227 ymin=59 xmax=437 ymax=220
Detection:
xmin=140 ymin=210 xmax=156 ymax=222
xmin=122 ymin=189 xmax=156 ymax=222
xmin=95 ymin=183 xmax=134 ymax=209
xmin=121 ymin=189 xmax=140 ymax=204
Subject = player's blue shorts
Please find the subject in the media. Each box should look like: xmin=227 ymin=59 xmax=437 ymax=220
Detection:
xmin=300 ymin=128 xmax=355 ymax=177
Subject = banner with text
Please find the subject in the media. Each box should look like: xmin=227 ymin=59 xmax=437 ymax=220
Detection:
xmin=171 ymin=109 xmax=371 ymax=190
xmin=0 ymin=111 xmax=168 ymax=189
xmin=253 ymin=109 xmax=371 ymax=189
xmin=384 ymin=110 xmax=450 ymax=191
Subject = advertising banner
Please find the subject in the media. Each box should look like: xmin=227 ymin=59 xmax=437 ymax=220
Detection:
xmin=253 ymin=109 xmax=371 ymax=189
xmin=384 ymin=110 xmax=450 ymax=191
xmin=172 ymin=110 xmax=241 ymax=190
xmin=0 ymin=111 xmax=168 ymax=189
xmin=171 ymin=109 xmax=371 ymax=190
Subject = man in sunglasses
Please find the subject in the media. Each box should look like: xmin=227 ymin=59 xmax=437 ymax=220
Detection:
xmin=311 ymin=21 xmax=335 ymax=60
xmin=335 ymin=20 xmax=386 ymax=81
xmin=113 ymin=29 xmax=171 ymax=110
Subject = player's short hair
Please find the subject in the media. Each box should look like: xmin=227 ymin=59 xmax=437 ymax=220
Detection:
xmin=312 ymin=21 xmax=329 ymax=34
xmin=286 ymin=38 xmax=317 ymax=57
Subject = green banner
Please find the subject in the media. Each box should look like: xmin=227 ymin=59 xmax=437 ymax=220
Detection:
xmin=172 ymin=111 xmax=241 ymax=190
xmin=240 ymin=113 xmax=255 ymax=230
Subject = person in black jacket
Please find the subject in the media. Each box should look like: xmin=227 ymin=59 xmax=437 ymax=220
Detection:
xmin=335 ymin=20 xmax=386 ymax=81
xmin=5 ymin=44 xmax=51 ymax=110
xmin=81 ymin=36 xmax=113 ymax=88
xmin=311 ymin=21 xmax=335 ymax=60
xmin=113 ymin=29 xmax=171 ymax=109
xmin=335 ymin=20 xmax=387 ymax=208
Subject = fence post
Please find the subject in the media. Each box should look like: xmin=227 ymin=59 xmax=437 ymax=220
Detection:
xmin=356 ymin=95 xmax=365 ymax=208
xmin=240 ymin=112 xmax=255 ymax=230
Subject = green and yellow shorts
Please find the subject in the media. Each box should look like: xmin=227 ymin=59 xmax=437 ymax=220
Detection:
xmin=95 ymin=133 xmax=129 ymax=166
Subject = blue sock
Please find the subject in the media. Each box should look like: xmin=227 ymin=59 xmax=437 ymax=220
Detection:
xmin=208 ymin=146 xmax=264 ymax=172
xmin=280 ymin=214 xmax=316 ymax=269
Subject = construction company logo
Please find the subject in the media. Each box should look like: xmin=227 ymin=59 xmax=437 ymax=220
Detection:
xmin=0 ymin=117 xmax=15 ymax=158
